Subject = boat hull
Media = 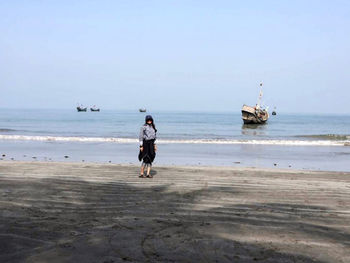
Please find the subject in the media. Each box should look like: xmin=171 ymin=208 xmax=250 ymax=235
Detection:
xmin=77 ymin=107 xmax=87 ymax=112
xmin=242 ymin=117 xmax=267 ymax=124
xmin=241 ymin=105 xmax=269 ymax=124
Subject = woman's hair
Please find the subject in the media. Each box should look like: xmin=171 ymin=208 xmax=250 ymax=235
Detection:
xmin=151 ymin=122 xmax=157 ymax=133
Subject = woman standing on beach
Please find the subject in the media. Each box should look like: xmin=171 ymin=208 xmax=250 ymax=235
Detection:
xmin=138 ymin=115 xmax=157 ymax=178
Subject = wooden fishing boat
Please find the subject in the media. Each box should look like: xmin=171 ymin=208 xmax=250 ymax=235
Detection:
xmin=77 ymin=106 xmax=87 ymax=112
xmin=90 ymin=106 xmax=100 ymax=112
xmin=242 ymin=105 xmax=269 ymax=124
xmin=241 ymin=83 xmax=269 ymax=124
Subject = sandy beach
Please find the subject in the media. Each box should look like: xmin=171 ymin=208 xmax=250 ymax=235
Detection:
xmin=1 ymin=161 xmax=350 ymax=263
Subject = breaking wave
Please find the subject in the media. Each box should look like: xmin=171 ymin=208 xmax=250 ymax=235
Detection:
xmin=296 ymin=134 xmax=350 ymax=141
xmin=0 ymin=134 xmax=349 ymax=146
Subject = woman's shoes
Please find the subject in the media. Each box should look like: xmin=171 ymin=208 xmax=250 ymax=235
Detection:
xmin=139 ymin=174 xmax=153 ymax=178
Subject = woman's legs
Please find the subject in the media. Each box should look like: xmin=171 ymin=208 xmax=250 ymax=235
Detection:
xmin=140 ymin=162 xmax=152 ymax=177
xmin=141 ymin=162 xmax=152 ymax=177
xmin=140 ymin=166 xmax=144 ymax=176
xmin=140 ymin=162 xmax=146 ymax=177
xmin=146 ymin=164 xmax=151 ymax=177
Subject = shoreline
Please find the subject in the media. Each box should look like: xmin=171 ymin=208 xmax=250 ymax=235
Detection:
xmin=1 ymin=161 xmax=350 ymax=262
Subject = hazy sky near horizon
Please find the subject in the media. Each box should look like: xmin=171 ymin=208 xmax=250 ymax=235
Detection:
xmin=1 ymin=0 xmax=349 ymax=113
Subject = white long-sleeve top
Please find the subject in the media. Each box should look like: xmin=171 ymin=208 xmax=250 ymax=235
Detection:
xmin=139 ymin=124 xmax=157 ymax=146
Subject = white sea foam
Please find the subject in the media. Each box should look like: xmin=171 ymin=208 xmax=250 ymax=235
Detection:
xmin=0 ymin=134 xmax=348 ymax=146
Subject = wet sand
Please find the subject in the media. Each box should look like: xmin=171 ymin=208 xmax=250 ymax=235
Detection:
xmin=0 ymin=161 xmax=350 ymax=263
xmin=2 ymin=140 xmax=350 ymax=171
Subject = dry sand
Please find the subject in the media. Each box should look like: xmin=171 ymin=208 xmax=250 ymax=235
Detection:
xmin=0 ymin=161 xmax=350 ymax=263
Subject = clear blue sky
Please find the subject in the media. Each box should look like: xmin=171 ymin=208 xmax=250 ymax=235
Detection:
xmin=1 ymin=0 xmax=349 ymax=113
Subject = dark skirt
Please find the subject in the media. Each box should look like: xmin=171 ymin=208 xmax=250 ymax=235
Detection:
xmin=138 ymin=139 xmax=156 ymax=164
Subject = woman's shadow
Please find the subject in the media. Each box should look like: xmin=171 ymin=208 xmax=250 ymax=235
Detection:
xmin=150 ymin=169 xmax=158 ymax=177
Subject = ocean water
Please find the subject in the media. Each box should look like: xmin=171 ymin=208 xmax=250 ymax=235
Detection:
xmin=1 ymin=109 xmax=349 ymax=143
xmin=0 ymin=109 xmax=349 ymax=171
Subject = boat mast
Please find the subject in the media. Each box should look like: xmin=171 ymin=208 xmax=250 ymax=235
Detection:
xmin=257 ymin=82 xmax=263 ymax=109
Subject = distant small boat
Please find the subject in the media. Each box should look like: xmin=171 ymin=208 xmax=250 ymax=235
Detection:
xmin=139 ymin=108 xmax=146 ymax=112
xmin=77 ymin=106 xmax=87 ymax=112
xmin=90 ymin=106 xmax=100 ymax=112
xmin=272 ymin=107 xmax=277 ymax=115
xmin=241 ymin=83 xmax=269 ymax=124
